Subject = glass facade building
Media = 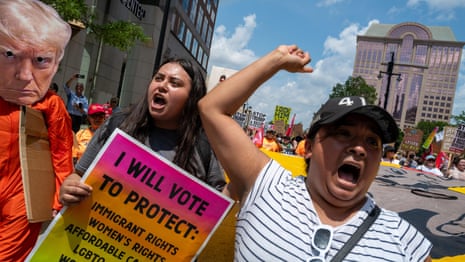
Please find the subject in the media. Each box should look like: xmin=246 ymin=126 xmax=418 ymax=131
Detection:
xmin=55 ymin=0 xmax=219 ymax=107
xmin=353 ymin=22 xmax=464 ymax=130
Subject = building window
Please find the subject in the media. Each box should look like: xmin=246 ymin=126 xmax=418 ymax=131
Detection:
xmin=413 ymin=44 xmax=427 ymax=65
xmin=196 ymin=7 xmax=203 ymax=33
xmin=189 ymin=0 xmax=198 ymax=22
xmin=399 ymin=34 xmax=414 ymax=64
xmin=181 ymin=0 xmax=190 ymax=12
xmin=185 ymin=29 xmax=192 ymax=50
xmin=192 ymin=38 xmax=198 ymax=59
xmin=177 ymin=20 xmax=186 ymax=42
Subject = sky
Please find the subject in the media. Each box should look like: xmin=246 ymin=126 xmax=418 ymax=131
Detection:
xmin=207 ymin=0 xmax=465 ymax=129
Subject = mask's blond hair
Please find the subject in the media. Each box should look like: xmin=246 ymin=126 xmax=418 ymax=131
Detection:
xmin=0 ymin=0 xmax=71 ymax=61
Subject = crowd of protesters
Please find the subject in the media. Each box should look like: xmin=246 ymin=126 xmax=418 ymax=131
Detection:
xmin=3 ymin=1 xmax=465 ymax=261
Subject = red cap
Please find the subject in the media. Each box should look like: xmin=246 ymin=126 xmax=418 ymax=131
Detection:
xmin=88 ymin=103 xmax=105 ymax=115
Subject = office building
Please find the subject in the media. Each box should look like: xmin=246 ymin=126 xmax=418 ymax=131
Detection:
xmin=353 ymin=22 xmax=464 ymax=129
xmin=56 ymin=0 xmax=219 ymax=107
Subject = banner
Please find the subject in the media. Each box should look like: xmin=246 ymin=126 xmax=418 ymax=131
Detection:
xmin=285 ymin=114 xmax=296 ymax=137
xmin=27 ymin=129 xmax=233 ymax=262
xmin=273 ymin=105 xmax=291 ymax=125
xmin=423 ymin=126 xmax=438 ymax=149
xmin=252 ymin=125 xmax=264 ymax=147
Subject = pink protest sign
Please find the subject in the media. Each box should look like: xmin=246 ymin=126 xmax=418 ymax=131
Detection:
xmin=27 ymin=129 xmax=234 ymax=262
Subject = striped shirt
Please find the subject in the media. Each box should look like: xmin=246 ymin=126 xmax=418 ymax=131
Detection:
xmin=235 ymin=160 xmax=432 ymax=261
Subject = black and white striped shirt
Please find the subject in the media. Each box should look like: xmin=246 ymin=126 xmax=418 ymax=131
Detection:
xmin=235 ymin=160 xmax=432 ymax=261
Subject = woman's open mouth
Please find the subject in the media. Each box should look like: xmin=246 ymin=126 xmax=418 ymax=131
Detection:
xmin=338 ymin=164 xmax=361 ymax=184
xmin=151 ymin=94 xmax=166 ymax=109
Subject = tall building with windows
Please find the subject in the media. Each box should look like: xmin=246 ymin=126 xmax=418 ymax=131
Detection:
xmin=353 ymin=22 xmax=464 ymax=130
xmin=55 ymin=0 xmax=219 ymax=107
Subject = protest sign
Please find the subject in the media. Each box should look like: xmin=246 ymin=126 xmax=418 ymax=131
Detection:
xmin=450 ymin=124 xmax=465 ymax=154
xmin=232 ymin=112 xmax=246 ymax=127
xmin=248 ymin=111 xmax=266 ymax=129
xmin=27 ymin=129 xmax=234 ymax=262
xmin=273 ymin=105 xmax=291 ymax=125
xmin=273 ymin=120 xmax=286 ymax=135
xmin=399 ymin=128 xmax=423 ymax=153
xmin=442 ymin=126 xmax=457 ymax=153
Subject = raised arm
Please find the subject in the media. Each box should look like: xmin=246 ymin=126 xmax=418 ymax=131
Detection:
xmin=198 ymin=45 xmax=312 ymax=202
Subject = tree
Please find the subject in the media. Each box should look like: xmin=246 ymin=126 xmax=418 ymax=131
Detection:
xmin=416 ymin=120 xmax=448 ymax=142
xmin=42 ymin=0 xmax=149 ymax=51
xmin=329 ymin=76 xmax=378 ymax=104
xmin=451 ymin=111 xmax=465 ymax=126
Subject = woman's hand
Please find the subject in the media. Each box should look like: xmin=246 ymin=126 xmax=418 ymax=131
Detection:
xmin=276 ymin=45 xmax=313 ymax=73
xmin=59 ymin=173 xmax=92 ymax=206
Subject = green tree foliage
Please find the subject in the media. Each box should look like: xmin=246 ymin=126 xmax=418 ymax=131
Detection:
xmin=42 ymin=0 xmax=149 ymax=51
xmin=451 ymin=111 xmax=465 ymax=126
xmin=42 ymin=0 xmax=87 ymax=22
xmin=329 ymin=76 xmax=378 ymax=104
xmin=92 ymin=21 xmax=149 ymax=52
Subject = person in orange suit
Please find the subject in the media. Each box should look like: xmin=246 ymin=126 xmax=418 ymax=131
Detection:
xmin=0 ymin=0 xmax=73 ymax=260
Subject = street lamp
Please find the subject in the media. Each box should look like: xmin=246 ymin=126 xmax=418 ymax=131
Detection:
xmin=377 ymin=52 xmax=401 ymax=109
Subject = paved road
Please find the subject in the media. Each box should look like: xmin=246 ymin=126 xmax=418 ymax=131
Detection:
xmin=199 ymin=164 xmax=465 ymax=261
xmin=372 ymin=165 xmax=465 ymax=259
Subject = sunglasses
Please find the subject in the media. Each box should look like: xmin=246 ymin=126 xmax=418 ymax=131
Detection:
xmin=307 ymin=224 xmax=333 ymax=262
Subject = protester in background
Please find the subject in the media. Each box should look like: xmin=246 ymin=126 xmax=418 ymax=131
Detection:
xmin=0 ymin=1 xmax=73 ymax=260
xmin=381 ymin=145 xmax=400 ymax=164
xmin=446 ymin=156 xmax=465 ymax=180
xmin=280 ymin=135 xmax=295 ymax=155
xmin=109 ymin=96 xmax=121 ymax=114
xmin=219 ymin=74 xmax=226 ymax=82
xmin=102 ymin=102 xmax=112 ymax=119
xmin=198 ymin=45 xmax=432 ymax=261
xmin=64 ymin=73 xmax=89 ymax=132
xmin=399 ymin=152 xmax=418 ymax=168
xmin=72 ymin=104 xmax=106 ymax=163
xmin=417 ymin=155 xmax=444 ymax=177
xmin=60 ymin=57 xmax=226 ymax=206
xmin=291 ymin=135 xmax=303 ymax=149
xmin=261 ymin=129 xmax=281 ymax=152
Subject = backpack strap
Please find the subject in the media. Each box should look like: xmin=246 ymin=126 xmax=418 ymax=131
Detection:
xmin=331 ymin=205 xmax=381 ymax=262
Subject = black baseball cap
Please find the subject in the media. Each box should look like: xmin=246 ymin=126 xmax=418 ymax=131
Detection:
xmin=308 ymin=96 xmax=398 ymax=144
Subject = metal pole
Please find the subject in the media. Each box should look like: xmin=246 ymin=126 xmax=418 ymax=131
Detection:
xmin=383 ymin=52 xmax=395 ymax=109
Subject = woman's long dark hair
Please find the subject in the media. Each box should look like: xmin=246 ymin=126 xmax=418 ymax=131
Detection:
xmin=101 ymin=57 xmax=206 ymax=176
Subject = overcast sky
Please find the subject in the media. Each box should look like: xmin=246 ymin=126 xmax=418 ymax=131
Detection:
xmin=207 ymin=0 xmax=465 ymax=128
